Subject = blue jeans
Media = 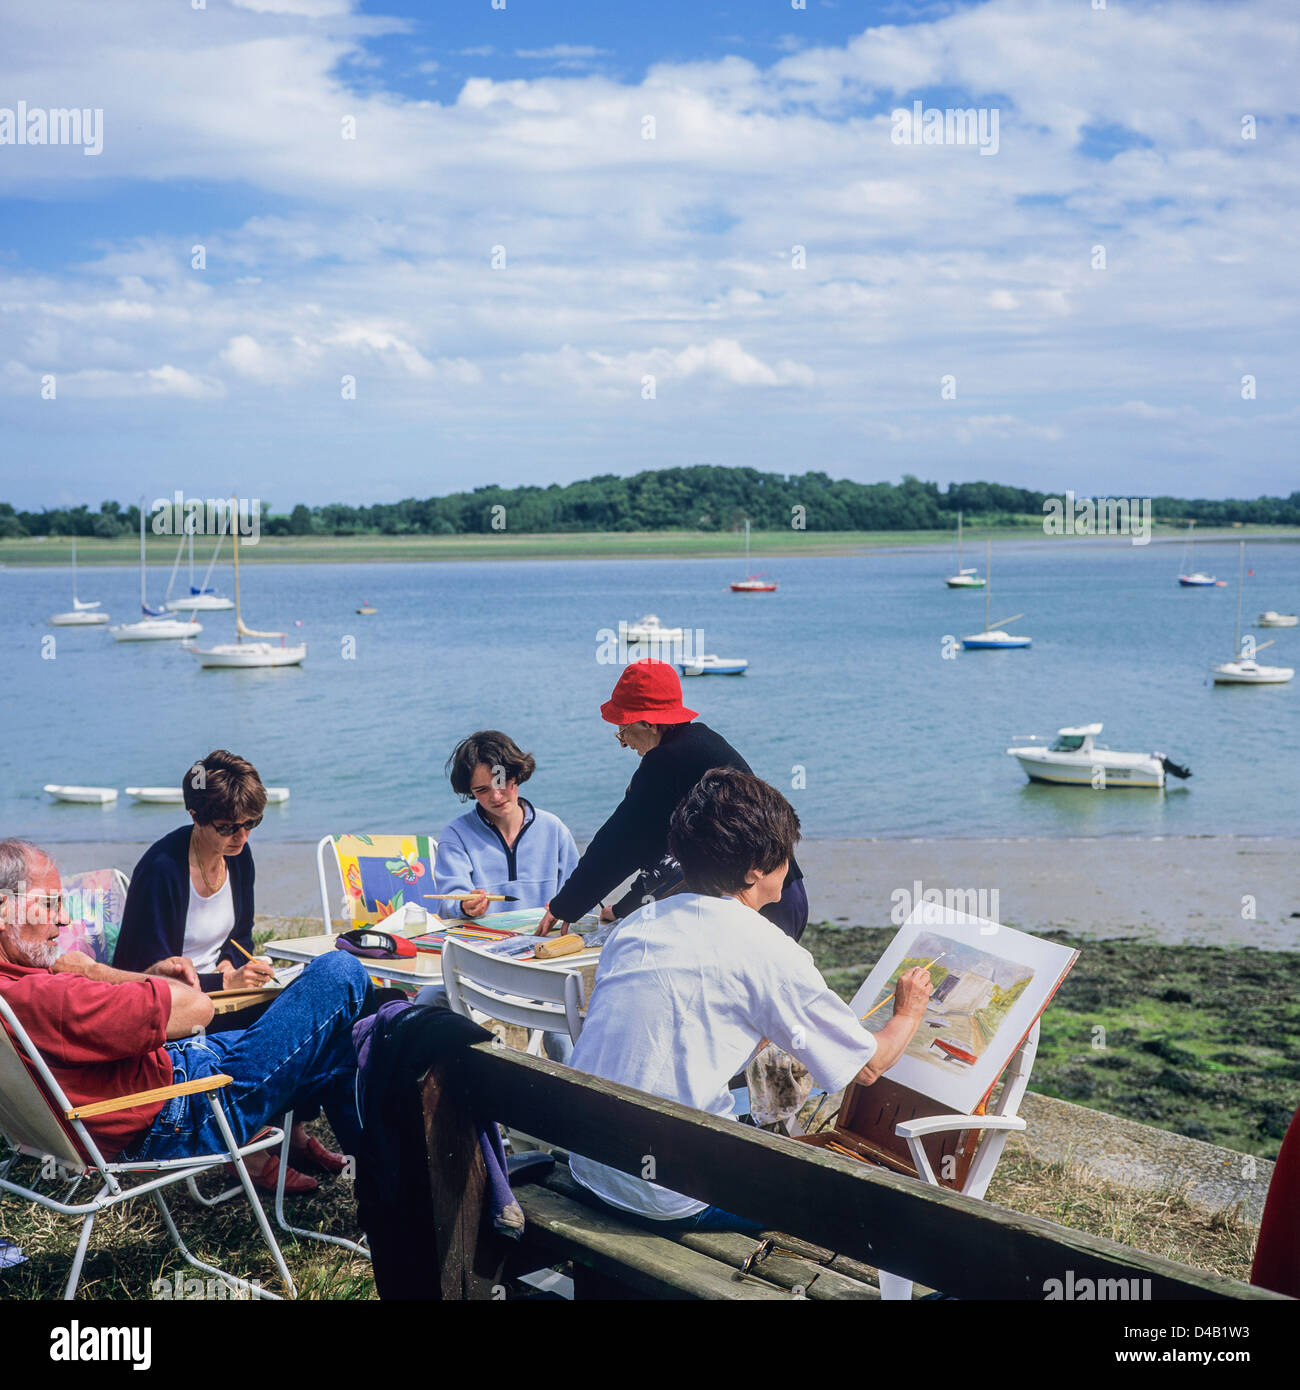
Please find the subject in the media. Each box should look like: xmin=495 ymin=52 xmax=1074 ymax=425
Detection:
xmin=124 ymin=952 xmax=372 ymax=1163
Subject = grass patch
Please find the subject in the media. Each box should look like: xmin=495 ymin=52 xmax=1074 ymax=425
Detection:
xmin=805 ymin=922 xmax=1296 ymax=1159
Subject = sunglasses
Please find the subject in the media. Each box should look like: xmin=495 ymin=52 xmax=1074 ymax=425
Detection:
xmin=209 ymin=817 xmax=263 ymax=837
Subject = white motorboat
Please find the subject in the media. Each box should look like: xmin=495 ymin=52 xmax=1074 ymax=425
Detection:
xmin=44 ymin=784 xmax=118 ymax=804
xmin=1257 ymin=611 xmax=1298 ymax=628
xmin=49 ymin=539 xmax=110 ymax=626
xmin=189 ymin=501 xmax=306 ymax=668
xmin=678 ymin=655 xmax=748 ymax=676
xmin=1006 ymin=724 xmax=1191 ymax=789
xmin=624 ymin=614 xmax=686 ymax=644
xmin=166 ymin=516 xmax=234 ymax=611
xmin=961 ymin=540 xmax=1031 ymax=649
xmin=128 ymin=784 xmax=289 ymax=802
xmin=1177 ymin=520 xmax=1216 ymax=586
xmin=945 ymin=511 xmax=985 ymax=588
xmin=111 ymin=500 xmax=202 ymax=640
xmin=1211 ymin=543 xmax=1294 ymax=684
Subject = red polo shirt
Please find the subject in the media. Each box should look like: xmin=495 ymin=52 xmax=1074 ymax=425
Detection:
xmin=0 ymin=961 xmax=173 ymax=1157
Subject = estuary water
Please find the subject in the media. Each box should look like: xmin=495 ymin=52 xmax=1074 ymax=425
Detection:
xmin=3 ymin=536 xmax=1297 ymax=845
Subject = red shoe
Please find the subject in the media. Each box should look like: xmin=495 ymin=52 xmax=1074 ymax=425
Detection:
xmin=227 ymin=1154 xmax=318 ymax=1194
xmin=290 ymin=1135 xmax=348 ymax=1176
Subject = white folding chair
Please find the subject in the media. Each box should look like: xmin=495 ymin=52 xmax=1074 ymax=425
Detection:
xmin=440 ymin=938 xmax=585 ymax=1055
xmin=0 ymin=994 xmax=295 ymax=1300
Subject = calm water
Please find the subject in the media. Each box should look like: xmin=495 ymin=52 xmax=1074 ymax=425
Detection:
xmin=4 ymin=538 xmax=1298 ymax=845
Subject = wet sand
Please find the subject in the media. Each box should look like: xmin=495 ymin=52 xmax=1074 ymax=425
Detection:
xmin=47 ymin=835 xmax=1300 ymax=950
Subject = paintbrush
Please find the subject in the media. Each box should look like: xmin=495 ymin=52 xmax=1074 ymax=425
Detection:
xmin=860 ymin=953 xmax=946 ymax=1021
xmin=422 ymin=893 xmax=518 ymax=903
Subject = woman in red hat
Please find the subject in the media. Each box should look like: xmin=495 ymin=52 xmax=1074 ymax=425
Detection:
xmin=536 ymin=659 xmax=807 ymax=941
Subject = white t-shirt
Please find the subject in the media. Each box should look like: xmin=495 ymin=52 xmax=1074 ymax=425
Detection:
xmin=185 ymin=874 xmax=236 ymax=975
xmin=568 ymin=893 xmax=876 ymax=1221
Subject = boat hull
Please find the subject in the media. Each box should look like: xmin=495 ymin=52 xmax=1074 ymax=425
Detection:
xmin=1257 ymin=613 xmax=1298 ymax=628
xmin=962 ymin=635 xmax=1031 ymax=649
xmin=111 ymin=620 xmax=202 ymax=641
xmin=945 ymin=576 xmax=986 ymax=588
xmin=166 ymin=596 xmax=234 ymax=612
xmin=1178 ymin=575 xmax=1217 ymax=587
xmin=44 ymin=785 xmax=117 ymax=804
xmin=125 ymin=787 xmax=184 ymax=804
xmin=190 ymin=642 xmax=307 ymax=668
xmin=678 ymin=660 xmax=748 ymax=676
xmin=730 ymin=582 xmax=777 ymax=593
xmin=1211 ymin=663 xmax=1295 ymax=684
xmin=1008 ymin=752 xmax=1165 ymax=788
xmin=50 ymin=611 xmax=110 ymax=626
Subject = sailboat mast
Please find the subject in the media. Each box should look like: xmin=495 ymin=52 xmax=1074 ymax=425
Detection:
xmin=232 ymin=509 xmax=242 ymax=645
xmin=744 ymin=518 xmax=751 ymax=571
xmin=1234 ymin=541 xmax=1244 ymax=657
xmin=985 ymin=539 xmax=991 ymax=631
xmin=71 ymin=538 xmax=78 ymax=602
xmin=188 ymin=518 xmax=195 ymax=590
xmin=957 ymin=511 xmax=963 ymax=567
xmin=138 ymin=500 xmax=147 ymax=611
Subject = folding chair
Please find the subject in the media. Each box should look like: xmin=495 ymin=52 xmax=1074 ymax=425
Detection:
xmin=0 ymin=994 xmax=295 ymax=1300
xmin=60 ymin=867 xmax=129 ymax=965
xmin=441 ymin=938 xmax=585 ymax=1056
xmin=315 ymin=833 xmax=438 ymax=934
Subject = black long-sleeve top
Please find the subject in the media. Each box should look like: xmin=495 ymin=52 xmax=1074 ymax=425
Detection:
xmin=548 ymin=721 xmax=802 ymax=923
xmin=113 ymin=825 xmax=257 ymax=991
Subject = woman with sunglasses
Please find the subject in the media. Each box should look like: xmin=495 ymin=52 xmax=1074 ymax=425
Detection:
xmin=114 ymin=748 xmax=343 ymax=1191
xmin=115 ymin=749 xmax=272 ymax=993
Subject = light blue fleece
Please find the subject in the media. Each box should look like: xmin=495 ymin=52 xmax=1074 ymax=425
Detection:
xmin=433 ymin=798 xmax=579 ymax=916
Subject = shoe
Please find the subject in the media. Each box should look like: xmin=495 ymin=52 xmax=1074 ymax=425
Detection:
xmin=228 ymin=1155 xmax=318 ymax=1194
xmin=290 ymin=1135 xmax=348 ymax=1176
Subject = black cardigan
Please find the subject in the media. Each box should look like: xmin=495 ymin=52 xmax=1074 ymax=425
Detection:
xmin=549 ymin=721 xmax=802 ymax=923
xmin=113 ymin=825 xmax=257 ymax=992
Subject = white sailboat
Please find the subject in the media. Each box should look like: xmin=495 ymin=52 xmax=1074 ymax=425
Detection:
xmin=49 ymin=539 xmax=110 ymax=626
xmin=1211 ymin=543 xmax=1294 ymax=684
xmin=945 ymin=511 xmax=985 ymax=588
xmin=730 ymin=520 xmax=777 ymax=593
xmin=1177 ymin=520 xmax=1216 ymax=587
xmin=166 ymin=517 xmax=234 ymax=611
xmin=961 ymin=541 xmax=1031 ymax=649
xmin=188 ymin=503 xmax=306 ymax=668
xmin=110 ymin=503 xmax=203 ymax=641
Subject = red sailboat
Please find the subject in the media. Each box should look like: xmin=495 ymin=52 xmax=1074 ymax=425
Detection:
xmin=730 ymin=520 xmax=777 ymax=593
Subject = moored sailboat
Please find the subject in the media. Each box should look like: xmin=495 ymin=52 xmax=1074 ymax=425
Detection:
xmin=944 ymin=511 xmax=985 ymax=588
xmin=730 ymin=520 xmax=777 ymax=592
xmin=961 ymin=541 xmax=1031 ymax=649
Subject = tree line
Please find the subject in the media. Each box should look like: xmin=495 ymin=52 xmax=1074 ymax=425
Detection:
xmin=4 ymin=467 xmax=1299 ymax=538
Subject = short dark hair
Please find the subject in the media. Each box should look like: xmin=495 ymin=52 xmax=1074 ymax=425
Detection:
xmin=182 ymin=750 xmax=267 ymax=824
xmin=668 ymin=767 xmax=800 ymax=897
xmin=446 ymin=730 xmax=537 ymax=799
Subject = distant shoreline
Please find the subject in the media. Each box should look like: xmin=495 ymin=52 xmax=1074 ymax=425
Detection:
xmin=4 ymin=525 xmax=1298 ymax=566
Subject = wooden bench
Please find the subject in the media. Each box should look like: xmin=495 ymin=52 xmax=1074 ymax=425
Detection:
xmin=420 ymin=1044 xmax=1282 ymax=1302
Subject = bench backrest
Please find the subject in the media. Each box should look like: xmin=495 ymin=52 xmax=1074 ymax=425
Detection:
xmin=434 ymin=1043 xmax=1274 ymax=1301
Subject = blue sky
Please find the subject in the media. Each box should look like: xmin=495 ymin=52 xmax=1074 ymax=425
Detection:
xmin=0 ymin=0 xmax=1295 ymax=511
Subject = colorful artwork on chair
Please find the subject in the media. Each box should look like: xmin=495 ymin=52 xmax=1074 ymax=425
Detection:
xmin=333 ymin=834 xmax=435 ymax=926
xmin=59 ymin=869 xmax=126 ymax=964
xmin=849 ymin=902 xmax=1078 ymax=1113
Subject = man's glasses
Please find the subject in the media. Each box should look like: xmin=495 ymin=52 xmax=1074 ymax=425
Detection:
xmin=209 ymin=817 xmax=262 ymax=837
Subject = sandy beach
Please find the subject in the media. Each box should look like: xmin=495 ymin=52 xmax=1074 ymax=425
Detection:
xmin=48 ymin=834 xmax=1300 ymax=950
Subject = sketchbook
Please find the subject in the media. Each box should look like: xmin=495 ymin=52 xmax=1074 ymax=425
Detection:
xmin=849 ymin=900 xmax=1079 ymax=1114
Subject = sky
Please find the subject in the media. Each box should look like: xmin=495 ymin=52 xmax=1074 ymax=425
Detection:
xmin=0 ymin=0 xmax=1296 ymax=511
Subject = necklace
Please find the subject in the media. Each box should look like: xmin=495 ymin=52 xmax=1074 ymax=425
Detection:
xmin=190 ymin=829 xmax=226 ymax=894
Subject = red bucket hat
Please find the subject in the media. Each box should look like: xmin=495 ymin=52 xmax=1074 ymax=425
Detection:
xmin=601 ymin=660 xmax=698 ymax=726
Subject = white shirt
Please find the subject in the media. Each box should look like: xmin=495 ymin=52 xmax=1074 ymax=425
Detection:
xmin=568 ymin=893 xmax=876 ymax=1220
xmin=185 ymin=874 xmax=236 ymax=975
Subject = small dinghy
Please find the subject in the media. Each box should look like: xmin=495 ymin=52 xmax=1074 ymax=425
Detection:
xmin=1257 ymin=611 xmax=1298 ymax=628
xmin=44 ymin=785 xmax=118 ymax=804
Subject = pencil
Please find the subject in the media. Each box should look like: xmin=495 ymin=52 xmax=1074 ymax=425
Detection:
xmin=860 ymin=954 xmax=946 ymax=1021
xmin=230 ymin=940 xmax=255 ymax=962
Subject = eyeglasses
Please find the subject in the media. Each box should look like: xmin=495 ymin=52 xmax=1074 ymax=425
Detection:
xmin=5 ymin=892 xmax=69 ymax=925
xmin=209 ymin=817 xmax=262 ymax=837
xmin=615 ymin=723 xmax=642 ymax=747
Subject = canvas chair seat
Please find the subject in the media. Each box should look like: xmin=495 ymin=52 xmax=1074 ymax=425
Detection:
xmin=0 ymin=992 xmax=296 ymax=1300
